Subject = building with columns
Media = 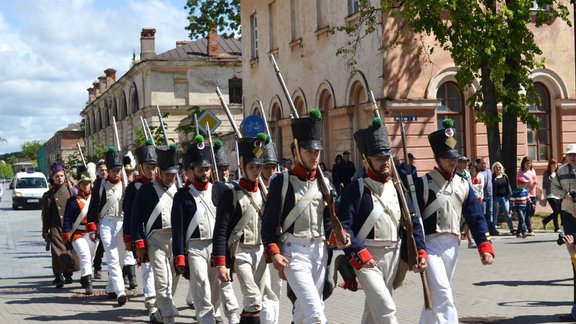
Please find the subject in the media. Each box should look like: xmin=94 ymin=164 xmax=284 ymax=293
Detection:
xmin=240 ymin=0 xmax=576 ymax=174
xmin=81 ymin=28 xmax=243 ymax=160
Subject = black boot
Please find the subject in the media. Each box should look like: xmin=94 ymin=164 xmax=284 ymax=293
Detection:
xmin=54 ymin=273 xmax=64 ymax=289
xmin=80 ymin=275 xmax=93 ymax=294
xmin=127 ymin=265 xmax=138 ymax=289
xmin=239 ymin=311 xmax=260 ymax=324
xmin=122 ymin=266 xmax=129 ymax=286
xmin=63 ymin=273 xmax=73 ymax=284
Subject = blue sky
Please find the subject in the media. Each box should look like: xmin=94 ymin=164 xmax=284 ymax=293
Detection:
xmin=0 ymin=0 xmax=191 ymax=154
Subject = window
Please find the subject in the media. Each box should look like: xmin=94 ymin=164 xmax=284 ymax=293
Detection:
xmin=436 ymin=82 xmax=465 ymax=153
xmin=527 ymin=83 xmax=551 ymax=161
xmin=530 ymin=0 xmax=550 ymax=10
xmin=290 ymin=0 xmax=300 ymax=41
xmin=228 ymin=77 xmax=242 ymax=104
xmin=250 ymin=13 xmax=258 ymax=59
xmin=294 ymin=96 xmax=306 ymax=117
xmin=317 ymin=0 xmax=328 ymax=29
xmin=269 ymin=2 xmax=277 ymax=50
xmin=348 ymin=0 xmax=360 ymax=15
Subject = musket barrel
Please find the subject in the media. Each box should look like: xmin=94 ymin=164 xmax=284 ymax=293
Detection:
xmin=206 ymin=122 xmax=220 ymax=183
xmin=156 ymin=105 xmax=169 ymax=146
xmin=140 ymin=116 xmax=149 ymax=141
xmin=269 ymin=54 xmax=299 ymax=119
xmin=257 ymin=100 xmax=271 ymax=136
xmin=77 ymin=142 xmax=87 ymax=167
xmin=216 ymin=87 xmax=242 ymax=138
xmin=143 ymin=118 xmax=155 ymax=146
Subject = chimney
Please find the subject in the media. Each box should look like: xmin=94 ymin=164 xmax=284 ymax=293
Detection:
xmin=93 ymin=81 xmax=100 ymax=96
xmin=207 ymin=29 xmax=220 ymax=57
xmin=140 ymin=28 xmax=156 ymax=61
xmin=104 ymin=68 xmax=116 ymax=85
xmin=176 ymin=41 xmax=190 ymax=47
xmin=87 ymin=87 xmax=95 ymax=103
xmin=98 ymin=76 xmax=107 ymax=91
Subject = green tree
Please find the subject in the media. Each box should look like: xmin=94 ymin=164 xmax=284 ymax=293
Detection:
xmin=20 ymin=140 xmax=43 ymax=161
xmin=185 ymin=0 xmax=240 ymax=39
xmin=135 ymin=113 xmax=174 ymax=147
xmin=175 ymin=106 xmax=205 ymax=137
xmin=0 ymin=161 xmax=13 ymax=179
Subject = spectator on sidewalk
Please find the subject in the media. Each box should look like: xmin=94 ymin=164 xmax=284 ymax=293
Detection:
xmin=542 ymin=159 xmax=562 ymax=232
xmin=510 ymin=177 xmax=533 ymax=238
xmin=518 ymin=156 xmax=538 ymax=236
xmin=476 ymin=157 xmax=498 ymax=236
xmin=398 ymin=153 xmax=418 ymax=189
xmin=492 ymin=162 xmax=513 ymax=234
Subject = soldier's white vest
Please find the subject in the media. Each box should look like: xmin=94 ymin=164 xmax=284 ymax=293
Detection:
xmin=235 ymin=188 xmax=264 ymax=246
xmin=363 ymin=178 xmax=401 ymax=243
xmin=290 ymin=175 xmax=324 ymax=239
xmin=422 ymin=170 xmax=468 ymax=238
xmin=190 ymin=182 xmax=216 ymax=240
xmin=151 ymin=181 xmax=176 ymax=230
xmin=100 ymin=181 xmax=123 ymax=219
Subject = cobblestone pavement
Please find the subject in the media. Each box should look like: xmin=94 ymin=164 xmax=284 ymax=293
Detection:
xmin=0 ymin=184 xmax=573 ymax=323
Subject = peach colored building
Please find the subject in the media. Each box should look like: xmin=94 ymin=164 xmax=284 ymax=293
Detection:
xmin=240 ymin=0 xmax=576 ymax=175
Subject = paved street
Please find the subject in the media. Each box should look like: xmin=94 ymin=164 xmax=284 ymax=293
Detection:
xmin=0 ymin=182 xmax=574 ymax=323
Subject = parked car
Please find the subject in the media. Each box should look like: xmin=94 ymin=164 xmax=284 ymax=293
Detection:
xmin=11 ymin=171 xmax=48 ymax=210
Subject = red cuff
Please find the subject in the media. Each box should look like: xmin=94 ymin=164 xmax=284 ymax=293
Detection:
xmin=176 ymin=255 xmax=186 ymax=267
xmin=342 ymin=279 xmax=359 ymax=292
xmin=135 ymin=239 xmax=146 ymax=249
xmin=123 ymin=235 xmax=132 ymax=244
xmin=350 ymin=248 xmax=373 ymax=270
xmin=267 ymin=243 xmax=281 ymax=256
xmin=477 ymin=242 xmax=495 ymax=257
xmin=212 ymin=256 xmax=227 ymax=267
xmin=418 ymin=249 xmax=428 ymax=262
xmin=86 ymin=222 xmax=97 ymax=232
xmin=61 ymin=232 xmax=71 ymax=241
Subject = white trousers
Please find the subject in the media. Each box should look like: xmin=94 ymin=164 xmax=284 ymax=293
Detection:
xmin=187 ymin=239 xmax=219 ymax=324
xmin=218 ymin=280 xmax=240 ymax=320
xmin=148 ymin=228 xmax=179 ymax=318
xmin=99 ymin=216 xmax=126 ymax=295
xmin=282 ymin=235 xmax=327 ymax=324
xmin=355 ymin=244 xmax=400 ymax=324
xmin=72 ymin=233 xmax=98 ymax=277
xmin=419 ymin=234 xmax=460 ymax=324
xmin=268 ymin=262 xmax=283 ymax=297
xmin=141 ymin=261 xmax=156 ymax=313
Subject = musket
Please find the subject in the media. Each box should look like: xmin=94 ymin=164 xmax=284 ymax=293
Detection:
xmin=215 ymin=87 xmax=268 ymax=196
xmin=268 ymin=53 xmax=348 ymax=245
xmin=140 ymin=116 xmax=149 ymax=141
xmin=369 ymin=91 xmax=432 ymax=309
xmin=155 ymin=105 xmax=182 ymax=188
xmin=206 ymin=122 xmax=220 ymax=182
xmin=77 ymin=142 xmax=87 ymax=167
xmin=143 ymin=118 xmax=156 ymax=146
xmin=256 ymin=100 xmax=272 ymax=136
xmin=112 ymin=116 xmax=129 ymax=190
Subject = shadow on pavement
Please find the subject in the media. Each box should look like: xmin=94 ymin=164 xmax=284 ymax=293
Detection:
xmin=25 ymin=307 xmax=146 ymax=323
xmin=461 ymin=313 xmax=570 ymax=323
xmin=473 ymin=277 xmax=572 ymax=287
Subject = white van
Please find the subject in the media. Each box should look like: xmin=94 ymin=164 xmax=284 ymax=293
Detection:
xmin=11 ymin=171 xmax=49 ymax=210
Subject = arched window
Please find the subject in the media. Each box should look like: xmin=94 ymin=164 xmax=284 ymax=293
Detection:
xmin=527 ymin=82 xmax=551 ymax=161
xmin=318 ymin=88 xmax=334 ymax=163
xmin=270 ymin=102 xmax=283 ymax=159
xmin=119 ymin=92 xmax=128 ymax=119
xmin=130 ymin=85 xmax=139 ymax=114
xmin=294 ymin=96 xmax=306 ymax=117
xmin=436 ymin=82 xmax=465 ymax=153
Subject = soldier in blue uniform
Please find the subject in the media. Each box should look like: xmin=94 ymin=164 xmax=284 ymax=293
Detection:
xmin=415 ymin=119 xmax=495 ymax=323
xmin=122 ymin=140 xmax=159 ymax=322
xmin=261 ymin=110 xmax=344 ymax=323
xmin=132 ymin=145 xmax=180 ymax=324
xmin=212 ymin=134 xmax=278 ymax=324
xmin=337 ymin=117 xmax=428 ymax=324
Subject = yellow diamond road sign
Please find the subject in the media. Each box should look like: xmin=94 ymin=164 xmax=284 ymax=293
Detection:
xmin=197 ymin=110 xmax=221 ymax=134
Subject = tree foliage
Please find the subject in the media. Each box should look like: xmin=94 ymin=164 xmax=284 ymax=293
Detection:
xmin=175 ymin=106 xmax=205 ymax=136
xmin=185 ymin=0 xmax=240 ymax=39
xmin=20 ymin=140 xmax=43 ymax=161
xmin=0 ymin=161 xmax=13 ymax=179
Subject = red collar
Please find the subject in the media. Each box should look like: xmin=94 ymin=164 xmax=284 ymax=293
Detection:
xmin=435 ymin=167 xmax=454 ymax=181
xmin=292 ymin=163 xmax=317 ymax=181
xmin=78 ymin=190 xmax=90 ymax=199
xmin=366 ymin=168 xmax=389 ymax=183
xmin=154 ymin=176 xmax=167 ymax=188
xmin=139 ymin=175 xmax=150 ymax=185
xmin=239 ymin=178 xmax=258 ymax=192
xmin=106 ymin=176 xmax=121 ymax=184
xmin=192 ymin=179 xmax=209 ymax=191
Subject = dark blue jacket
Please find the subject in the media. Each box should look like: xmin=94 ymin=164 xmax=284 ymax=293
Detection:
xmin=171 ymin=185 xmax=212 ymax=259
xmin=131 ymin=181 xmax=171 ymax=245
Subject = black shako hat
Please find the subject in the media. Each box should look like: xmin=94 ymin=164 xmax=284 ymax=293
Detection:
xmin=105 ymin=146 xmax=124 ymax=169
xmin=213 ymin=139 xmax=229 ymax=167
xmin=156 ymin=144 xmax=180 ymax=173
xmin=354 ymin=117 xmax=391 ymax=157
xmin=291 ymin=109 xmax=323 ymax=150
xmin=262 ymin=142 xmax=279 ymax=165
xmin=428 ymin=118 xmax=460 ymax=158
xmin=184 ymin=135 xmax=211 ymax=169
xmin=135 ymin=139 xmax=157 ymax=164
xmin=238 ymin=133 xmax=269 ymax=166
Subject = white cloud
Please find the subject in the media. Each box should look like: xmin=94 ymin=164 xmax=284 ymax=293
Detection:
xmin=0 ymin=0 xmax=189 ymax=154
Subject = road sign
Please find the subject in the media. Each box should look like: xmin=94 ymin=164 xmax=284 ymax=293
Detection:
xmin=241 ymin=115 xmax=266 ymax=137
xmin=394 ymin=116 xmax=417 ymax=122
xmin=197 ymin=110 xmax=221 ymax=135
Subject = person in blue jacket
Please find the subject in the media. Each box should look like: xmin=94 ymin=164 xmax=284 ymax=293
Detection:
xmin=416 ymin=119 xmax=495 ymax=324
xmin=337 ymin=117 xmax=427 ymax=324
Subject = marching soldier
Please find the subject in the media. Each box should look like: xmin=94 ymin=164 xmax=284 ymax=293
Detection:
xmin=337 ymin=117 xmax=428 ymax=323
xmin=61 ymin=163 xmax=98 ymax=294
xmin=42 ymin=162 xmax=79 ymax=288
xmin=415 ymin=119 xmax=494 ymax=323
xmin=212 ymin=134 xmax=278 ymax=324
xmin=214 ymin=139 xmax=231 ymax=181
xmin=172 ymin=136 xmax=239 ymax=324
xmin=132 ymin=145 xmax=180 ymax=324
xmin=261 ymin=110 xmax=346 ymax=323
xmin=87 ymin=147 xmax=133 ymax=306
xmin=92 ymin=159 xmax=107 ymax=280
xmin=122 ymin=140 xmax=158 ymax=322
